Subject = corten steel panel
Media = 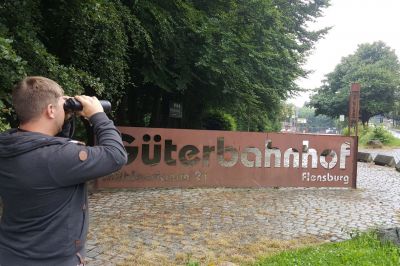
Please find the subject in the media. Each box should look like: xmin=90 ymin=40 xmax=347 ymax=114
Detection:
xmin=97 ymin=128 xmax=357 ymax=189
xmin=349 ymin=83 xmax=361 ymax=126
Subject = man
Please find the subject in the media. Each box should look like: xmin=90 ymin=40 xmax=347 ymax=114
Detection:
xmin=0 ymin=76 xmax=127 ymax=265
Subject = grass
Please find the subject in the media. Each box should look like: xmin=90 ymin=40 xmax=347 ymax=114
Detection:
xmin=252 ymin=231 xmax=400 ymax=266
xmin=389 ymin=138 xmax=400 ymax=147
xmin=91 ymin=217 xmax=400 ymax=266
xmin=360 ymin=137 xmax=400 ymax=148
xmin=115 ymin=234 xmax=324 ymax=265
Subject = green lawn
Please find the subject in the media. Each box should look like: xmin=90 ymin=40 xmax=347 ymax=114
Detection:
xmin=253 ymin=232 xmax=400 ymax=266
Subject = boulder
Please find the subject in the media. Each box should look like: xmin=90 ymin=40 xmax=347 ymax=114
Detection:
xmin=374 ymin=154 xmax=396 ymax=167
xmin=367 ymin=139 xmax=383 ymax=149
xmin=377 ymin=227 xmax=400 ymax=246
xmin=396 ymin=161 xmax=400 ymax=172
xmin=357 ymin=152 xmax=373 ymax=163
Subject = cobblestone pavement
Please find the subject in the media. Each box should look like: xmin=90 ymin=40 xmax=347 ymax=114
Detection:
xmin=1 ymin=150 xmax=399 ymax=265
xmin=86 ymin=153 xmax=400 ymax=265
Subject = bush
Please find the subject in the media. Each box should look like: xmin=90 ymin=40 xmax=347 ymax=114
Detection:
xmin=342 ymin=126 xmax=358 ymax=136
xmin=355 ymin=125 xmax=400 ymax=147
xmin=201 ymin=110 xmax=237 ymax=131
xmin=370 ymin=126 xmax=393 ymax=144
xmin=263 ymin=117 xmax=282 ymax=132
xmin=0 ymin=118 xmax=10 ymax=131
xmin=342 ymin=125 xmax=400 ymax=147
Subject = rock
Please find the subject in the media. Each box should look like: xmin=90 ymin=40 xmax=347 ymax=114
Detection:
xmin=396 ymin=161 xmax=400 ymax=172
xmin=357 ymin=152 xmax=373 ymax=162
xmin=377 ymin=227 xmax=400 ymax=246
xmin=374 ymin=154 xmax=396 ymax=167
xmin=367 ymin=139 xmax=383 ymax=149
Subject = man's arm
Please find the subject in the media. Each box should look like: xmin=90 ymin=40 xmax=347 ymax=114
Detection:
xmin=47 ymin=96 xmax=127 ymax=186
xmin=48 ymin=112 xmax=127 ymax=186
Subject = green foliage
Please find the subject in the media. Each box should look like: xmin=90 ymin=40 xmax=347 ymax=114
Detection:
xmin=310 ymin=41 xmax=400 ymax=124
xmin=357 ymin=126 xmax=400 ymax=147
xmin=201 ymin=110 xmax=237 ymax=131
xmin=297 ymin=106 xmax=335 ymax=133
xmin=0 ymin=0 xmax=105 ymax=127
xmin=341 ymin=126 xmax=355 ymax=137
xmin=263 ymin=117 xmax=282 ymax=132
xmin=0 ymin=118 xmax=10 ymax=131
xmin=0 ymin=35 xmax=26 ymax=124
xmin=56 ymin=0 xmax=128 ymax=99
xmin=370 ymin=126 xmax=393 ymax=144
xmin=254 ymin=231 xmax=400 ymax=266
xmin=390 ymin=100 xmax=400 ymax=127
xmin=190 ymin=0 xmax=329 ymax=130
xmin=234 ymin=103 xmax=281 ymax=132
xmin=342 ymin=125 xmax=400 ymax=147
xmin=0 ymin=36 xmax=26 ymax=89
xmin=0 ymin=0 xmax=330 ymax=129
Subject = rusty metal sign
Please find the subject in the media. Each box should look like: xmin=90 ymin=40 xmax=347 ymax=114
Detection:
xmin=349 ymin=83 xmax=361 ymax=127
xmin=97 ymin=128 xmax=357 ymax=189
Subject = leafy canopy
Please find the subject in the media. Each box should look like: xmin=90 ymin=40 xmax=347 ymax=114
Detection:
xmin=310 ymin=41 xmax=400 ymax=124
xmin=0 ymin=0 xmax=330 ymax=131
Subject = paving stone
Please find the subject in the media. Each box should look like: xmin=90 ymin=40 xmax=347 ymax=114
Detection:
xmin=2 ymin=148 xmax=400 ymax=265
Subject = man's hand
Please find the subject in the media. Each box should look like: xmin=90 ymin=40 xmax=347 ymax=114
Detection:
xmin=74 ymin=95 xmax=104 ymax=119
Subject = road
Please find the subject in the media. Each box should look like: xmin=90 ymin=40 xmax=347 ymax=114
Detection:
xmin=390 ymin=129 xmax=400 ymax=139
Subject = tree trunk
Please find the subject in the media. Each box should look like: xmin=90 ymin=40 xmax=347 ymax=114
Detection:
xmin=115 ymin=94 xmax=129 ymax=126
xmin=149 ymin=89 xmax=162 ymax=127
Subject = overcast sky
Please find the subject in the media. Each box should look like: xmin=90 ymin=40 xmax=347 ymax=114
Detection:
xmin=288 ymin=0 xmax=400 ymax=107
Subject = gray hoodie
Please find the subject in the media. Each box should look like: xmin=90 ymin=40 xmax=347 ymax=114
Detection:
xmin=0 ymin=112 xmax=127 ymax=265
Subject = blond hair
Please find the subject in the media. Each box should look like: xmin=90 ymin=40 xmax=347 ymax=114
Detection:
xmin=12 ymin=76 xmax=64 ymax=123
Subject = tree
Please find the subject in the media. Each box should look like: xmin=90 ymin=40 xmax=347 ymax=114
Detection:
xmin=0 ymin=0 xmax=330 ymax=132
xmin=297 ymin=106 xmax=335 ymax=133
xmin=310 ymin=41 xmax=400 ymax=125
xmin=185 ymin=0 xmax=330 ymax=130
xmin=0 ymin=0 xmax=105 ymax=127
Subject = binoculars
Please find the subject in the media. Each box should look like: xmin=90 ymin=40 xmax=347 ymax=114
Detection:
xmin=64 ymin=98 xmax=111 ymax=113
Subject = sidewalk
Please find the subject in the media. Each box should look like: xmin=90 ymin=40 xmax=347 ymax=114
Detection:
xmin=1 ymin=150 xmax=398 ymax=265
xmin=86 ymin=151 xmax=400 ymax=265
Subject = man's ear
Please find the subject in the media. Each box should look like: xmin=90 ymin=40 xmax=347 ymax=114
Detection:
xmin=45 ymin=104 xmax=56 ymax=119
